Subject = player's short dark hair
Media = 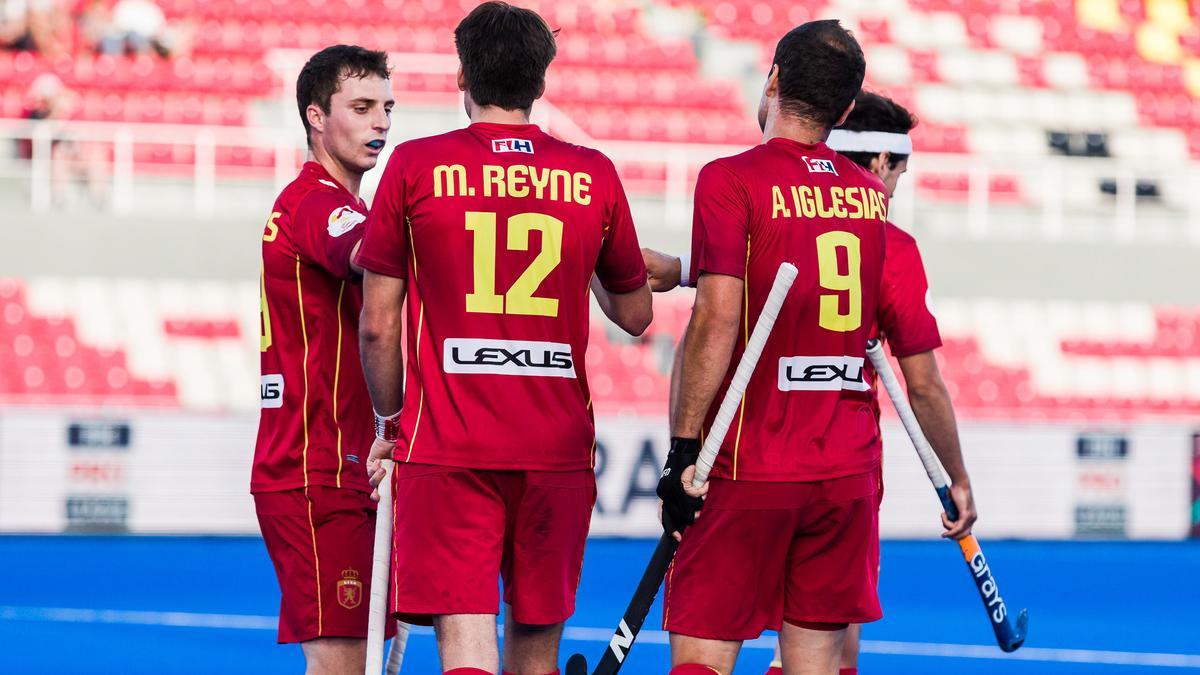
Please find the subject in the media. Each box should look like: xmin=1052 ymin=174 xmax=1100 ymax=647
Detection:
xmin=296 ymin=45 xmax=390 ymax=144
xmin=454 ymin=1 xmax=557 ymax=112
xmin=770 ymin=20 xmax=865 ymax=128
xmin=839 ymin=91 xmax=919 ymax=170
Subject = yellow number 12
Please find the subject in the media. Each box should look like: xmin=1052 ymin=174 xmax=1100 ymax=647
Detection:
xmin=466 ymin=211 xmax=563 ymax=317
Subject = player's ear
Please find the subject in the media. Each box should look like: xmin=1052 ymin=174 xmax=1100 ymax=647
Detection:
xmin=535 ymin=80 xmax=545 ymax=101
xmin=763 ymin=64 xmax=779 ymax=98
xmin=306 ymin=103 xmax=325 ymax=135
xmin=456 ymin=65 xmax=466 ymax=92
xmin=870 ymin=152 xmax=890 ymax=177
xmin=834 ymin=99 xmax=855 ymax=128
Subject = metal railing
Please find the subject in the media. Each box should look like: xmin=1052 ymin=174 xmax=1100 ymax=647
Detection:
xmin=2 ymin=110 xmax=1198 ymax=244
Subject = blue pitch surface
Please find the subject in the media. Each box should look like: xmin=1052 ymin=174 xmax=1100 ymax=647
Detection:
xmin=1 ymin=536 xmax=1198 ymax=674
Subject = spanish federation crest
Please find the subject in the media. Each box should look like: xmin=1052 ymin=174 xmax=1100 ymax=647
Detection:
xmin=337 ymin=568 xmax=363 ymax=609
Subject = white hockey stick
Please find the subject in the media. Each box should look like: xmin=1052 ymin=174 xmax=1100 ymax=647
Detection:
xmin=692 ymin=262 xmax=798 ymax=487
xmin=365 ymin=459 xmax=395 ymax=674
xmin=385 ymin=619 xmax=409 ymax=675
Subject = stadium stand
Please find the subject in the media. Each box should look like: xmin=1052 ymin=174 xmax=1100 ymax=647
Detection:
xmin=4 ymin=0 xmax=1194 ymax=206
xmin=4 ymin=276 xmax=1199 ymax=421
xmin=1 ymin=0 xmax=1197 ymax=417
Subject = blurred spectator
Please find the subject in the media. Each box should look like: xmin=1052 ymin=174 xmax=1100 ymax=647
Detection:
xmin=82 ymin=0 xmax=188 ymax=57
xmin=16 ymin=73 xmax=109 ymax=204
xmin=0 ymin=1 xmax=33 ymax=50
xmin=1 ymin=0 xmax=71 ymax=55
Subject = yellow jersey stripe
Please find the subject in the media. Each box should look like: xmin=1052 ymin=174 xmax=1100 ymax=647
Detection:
xmin=333 ymin=281 xmax=345 ymax=488
xmin=732 ymin=239 xmax=751 ymax=480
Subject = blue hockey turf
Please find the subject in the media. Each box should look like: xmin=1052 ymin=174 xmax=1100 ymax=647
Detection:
xmin=1 ymin=536 xmax=1197 ymax=673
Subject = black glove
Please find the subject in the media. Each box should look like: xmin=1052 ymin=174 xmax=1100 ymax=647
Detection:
xmin=657 ymin=437 xmax=705 ymax=536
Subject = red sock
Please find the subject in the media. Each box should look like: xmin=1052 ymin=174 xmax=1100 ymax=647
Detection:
xmin=670 ymin=665 xmax=721 ymax=675
xmin=445 ymin=669 xmax=495 ymax=675
xmin=839 ymin=669 xmax=859 ymax=675
xmin=765 ymin=667 xmax=783 ymax=675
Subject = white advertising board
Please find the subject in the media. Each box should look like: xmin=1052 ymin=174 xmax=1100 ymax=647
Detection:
xmin=0 ymin=408 xmax=1193 ymax=539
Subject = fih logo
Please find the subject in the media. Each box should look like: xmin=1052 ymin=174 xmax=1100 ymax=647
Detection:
xmin=804 ymin=156 xmax=838 ymax=175
xmin=444 ymin=338 xmax=575 ymax=378
xmin=777 ymin=356 xmax=870 ymax=392
xmin=492 ymin=138 xmax=534 ymax=154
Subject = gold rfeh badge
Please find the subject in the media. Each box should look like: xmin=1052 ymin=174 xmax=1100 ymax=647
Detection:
xmin=337 ymin=568 xmax=363 ymax=609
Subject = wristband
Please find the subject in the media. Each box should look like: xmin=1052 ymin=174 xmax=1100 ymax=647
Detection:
xmin=678 ymin=253 xmax=692 ymax=288
xmin=374 ymin=409 xmax=402 ymax=442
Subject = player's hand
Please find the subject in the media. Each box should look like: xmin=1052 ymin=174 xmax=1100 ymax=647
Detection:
xmin=942 ymin=480 xmax=977 ymax=539
xmin=657 ymin=437 xmax=706 ymax=540
xmin=642 ymin=248 xmax=682 ymax=293
xmin=366 ymin=438 xmax=396 ymax=502
xmin=656 ymin=464 xmax=709 ymax=542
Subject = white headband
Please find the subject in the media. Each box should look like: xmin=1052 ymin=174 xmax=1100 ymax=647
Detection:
xmin=826 ymin=130 xmax=912 ymax=155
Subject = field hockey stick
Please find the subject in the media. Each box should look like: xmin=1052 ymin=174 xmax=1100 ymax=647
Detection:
xmin=865 ymin=339 xmax=1028 ymax=652
xmin=385 ymin=619 xmax=409 ymax=675
xmin=365 ymin=459 xmax=395 ymax=674
xmin=565 ymin=262 xmax=798 ymax=675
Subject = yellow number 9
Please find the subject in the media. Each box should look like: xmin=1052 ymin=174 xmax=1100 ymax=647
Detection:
xmin=815 ymin=231 xmax=861 ymax=332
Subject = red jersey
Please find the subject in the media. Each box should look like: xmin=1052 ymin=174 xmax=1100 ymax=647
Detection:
xmin=877 ymin=223 xmax=942 ymax=357
xmin=356 ymin=123 xmax=647 ymax=472
xmin=252 ymin=162 xmax=374 ymax=494
xmin=689 ymin=138 xmax=889 ymax=482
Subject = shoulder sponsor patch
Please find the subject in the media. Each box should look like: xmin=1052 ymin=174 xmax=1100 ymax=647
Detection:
xmin=803 ymin=156 xmax=838 ymax=175
xmin=492 ymin=138 xmax=534 ymax=154
xmin=260 ymin=374 xmax=284 ymax=408
xmin=327 ymin=206 xmax=365 ymax=237
xmin=778 ymin=356 xmax=870 ymax=392
xmin=444 ymin=338 xmax=575 ymax=378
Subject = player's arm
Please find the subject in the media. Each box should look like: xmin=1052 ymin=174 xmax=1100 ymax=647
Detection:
xmin=360 ymin=270 xmax=406 ymax=492
xmin=593 ymin=158 xmax=653 ymax=336
xmin=349 ymin=240 xmax=364 ymax=275
xmin=671 ymin=273 xmax=742 ymax=437
xmin=590 ymin=274 xmax=652 ymax=336
xmin=656 ymin=161 xmax=749 ymax=536
xmin=293 ymin=192 xmax=371 ymax=280
xmin=353 ymin=148 xmax=411 ymax=494
xmin=668 ymin=332 xmax=685 ymax=431
xmin=642 ymin=248 xmax=684 ymax=292
xmin=657 ymin=273 xmax=740 ymax=538
xmin=896 ymin=350 xmax=976 ymax=538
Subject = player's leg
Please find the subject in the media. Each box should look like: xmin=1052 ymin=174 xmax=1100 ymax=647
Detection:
xmin=664 ymin=479 xmax=796 ymax=673
xmin=669 ymin=634 xmax=741 ymax=673
xmin=778 ymin=621 xmax=846 ymax=675
xmin=501 ymin=607 xmax=564 ymax=675
xmin=839 ymin=623 xmax=861 ymax=673
xmin=765 ymin=623 xmax=858 ymax=675
xmin=301 ymin=638 xmax=366 ymax=675
xmin=781 ymin=472 xmax=881 ymax=675
xmin=434 ymin=613 xmax=500 ymax=673
xmin=390 ymin=464 xmax=507 ymax=673
xmin=502 ymin=468 xmax=595 ymax=674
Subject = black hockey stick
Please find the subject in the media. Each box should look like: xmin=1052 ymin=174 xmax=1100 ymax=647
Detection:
xmin=565 ymin=263 xmax=798 ymax=675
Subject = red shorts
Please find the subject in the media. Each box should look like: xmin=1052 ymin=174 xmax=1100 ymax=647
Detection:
xmin=388 ymin=463 xmax=595 ymax=626
xmin=255 ymin=487 xmax=396 ymax=643
xmin=663 ymin=471 xmax=882 ymax=641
